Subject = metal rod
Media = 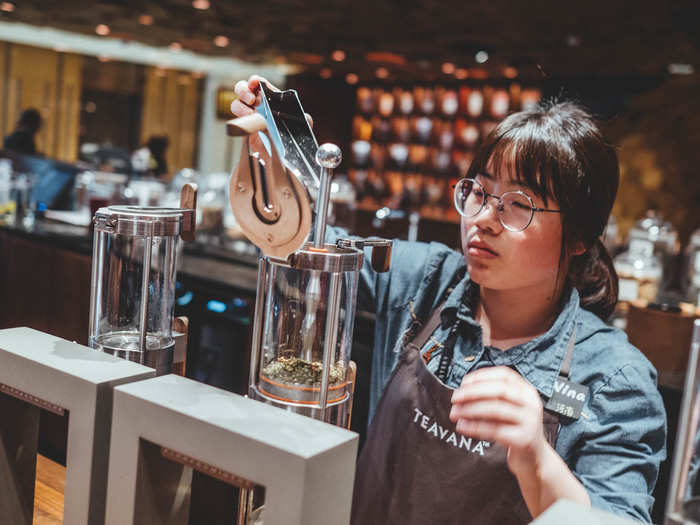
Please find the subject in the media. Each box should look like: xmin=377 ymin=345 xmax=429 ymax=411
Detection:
xmin=138 ymin=227 xmax=153 ymax=355
xmin=88 ymin=228 xmax=104 ymax=345
xmin=313 ymin=166 xmax=332 ymax=248
xmin=313 ymin=143 xmax=341 ymax=247
xmin=248 ymin=257 xmax=268 ymax=392
xmin=665 ymin=320 xmax=700 ymax=523
xmin=319 ymin=272 xmax=342 ymax=410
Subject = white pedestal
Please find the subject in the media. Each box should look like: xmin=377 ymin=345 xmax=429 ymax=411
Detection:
xmin=0 ymin=327 xmax=155 ymax=525
xmin=105 ymin=374 xmax=359 ymax=525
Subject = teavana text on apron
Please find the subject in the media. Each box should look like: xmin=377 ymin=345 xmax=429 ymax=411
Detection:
xmin=412 ymin=408 xmax=491 ymax=455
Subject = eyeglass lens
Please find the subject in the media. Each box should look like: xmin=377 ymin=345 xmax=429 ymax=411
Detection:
xmin=454 ymin=179 xmax=534 ymax=231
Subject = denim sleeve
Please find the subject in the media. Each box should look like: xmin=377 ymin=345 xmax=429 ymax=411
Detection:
xmin=573 ymin=363 xmax=667 ymax=523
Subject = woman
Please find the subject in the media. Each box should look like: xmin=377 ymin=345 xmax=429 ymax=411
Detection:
xmin=233 ymin=76 xmax=666 ymax=524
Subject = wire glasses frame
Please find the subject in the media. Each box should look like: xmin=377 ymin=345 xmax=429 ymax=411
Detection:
xmin=453 ymin=177 xmax=562 ymax=232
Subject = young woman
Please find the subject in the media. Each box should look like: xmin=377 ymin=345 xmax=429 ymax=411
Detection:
xmin=232 ymin=76 xmax=666 ymax=524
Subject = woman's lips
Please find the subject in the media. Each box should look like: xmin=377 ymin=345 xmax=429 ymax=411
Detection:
xmin=467 ymin=240 xmax=498 ymax=258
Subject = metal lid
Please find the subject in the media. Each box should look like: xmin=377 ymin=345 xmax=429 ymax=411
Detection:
xmin=93 ymin=205 xmax=190 ymax=236
xmin=269 ymin=243 xmax=363 ymax=273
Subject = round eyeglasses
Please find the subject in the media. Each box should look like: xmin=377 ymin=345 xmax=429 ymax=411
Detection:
xmin=453 ymin=178 xmax=562 ymax=232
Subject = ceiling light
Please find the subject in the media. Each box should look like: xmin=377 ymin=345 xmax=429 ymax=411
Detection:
xmin=192 ymin=0 xmax=210 ymax=9
xmin=668 ymin=63 xmax=695 ymax=75
xmin=320 ymin=68 xmax=332 ymax=79
xmin=345 ymin=73 xmax=358 ymax=85
xmin=214 ymin=35 xmax=229 ymax=47
xmin=475 ymin=51 xmax=488 ymax=64
xmin=138 ymin=14 xmax=154 ymax=26
xmin=95 ymin=24 xmax=110 ymax=36
xmin=0 ymin=2 xmax=15 ymax=12
xmin=503 ymin=66 xmax=518 ymax=79
xmin=332 ymin=50 xmax=346 ymax=62
xmin=441 ymin=62 xmax=455 ymax=74
xmin=169 ymin=42 xmax=183 ymax=51
xmin=98 ymin=55 xmax=111 ymax=62
xmin=454 ymin=68 xmax=469 ymax=79
xmin=375 ymin=67 xmax=389 ymax=79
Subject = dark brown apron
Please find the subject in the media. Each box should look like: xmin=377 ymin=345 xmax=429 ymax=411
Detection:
xmin=351 ymin=306 xmax=573 ymax=525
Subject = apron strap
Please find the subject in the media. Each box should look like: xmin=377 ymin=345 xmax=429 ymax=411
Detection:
xmin=557 ymin=325 xmax=577 ymax=380
xmin=408 ymin=303 xmax=445 ymax=351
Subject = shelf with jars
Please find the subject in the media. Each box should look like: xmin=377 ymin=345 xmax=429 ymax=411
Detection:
xmin=348 ymin=82 xmax=542 ymax=220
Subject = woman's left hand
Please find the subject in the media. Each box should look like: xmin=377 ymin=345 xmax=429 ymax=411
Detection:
xmin=449 ymin=366 xmax=548 ymax=476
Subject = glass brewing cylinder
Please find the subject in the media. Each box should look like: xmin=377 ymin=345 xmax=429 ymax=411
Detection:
xmin=666 ymin=320 xmax=700 ymax=524
xmin=89 ymin=206 xmax=186 ymax=375
xmin=249 ymin=243 xmax=363 ymax=427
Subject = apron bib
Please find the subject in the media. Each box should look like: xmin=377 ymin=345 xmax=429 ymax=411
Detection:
xmin=351 ymin=307 xmax=570 ymax=525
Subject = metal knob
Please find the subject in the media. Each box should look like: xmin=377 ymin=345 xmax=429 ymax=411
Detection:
xmin=315 ymin=143 xmax=342 ymax=169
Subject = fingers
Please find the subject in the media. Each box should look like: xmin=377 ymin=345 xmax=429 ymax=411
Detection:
xmin=234 ymin=79 xmax=257 ymax=106
xmin=450 ymin=400 xmax=522 ymax=425
xmin=248 ymin=74 xmax=277 ymax=93
xmin=230 ymin=99 xmax=256 ymax=118
xmin=451 ymin=378 xmax=530 ymax=406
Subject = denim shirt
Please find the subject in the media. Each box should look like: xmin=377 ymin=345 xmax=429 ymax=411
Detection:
xmin=337 ymin=230 xmax=667 ymax=523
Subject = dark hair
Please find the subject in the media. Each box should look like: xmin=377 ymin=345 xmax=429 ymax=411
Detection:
xmin=16 ymin=108 xmax=42 ymax=134
xmin=466 ymin=101 xmax=619 ymax=320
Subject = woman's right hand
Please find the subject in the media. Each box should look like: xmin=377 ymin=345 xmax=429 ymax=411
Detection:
xmin=232 ymin=75 xmax=271 ymax=117
xmin=231 ymin=75 xmax=313 ymax=127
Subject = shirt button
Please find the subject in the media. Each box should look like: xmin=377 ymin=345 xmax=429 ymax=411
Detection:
xmin=464 ymin=355 xmax=475 ymax=362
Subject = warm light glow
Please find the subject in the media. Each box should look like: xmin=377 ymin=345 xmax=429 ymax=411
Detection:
xmin=97 ymin=55 xmax=111 ymax=63
xmin=320 ymin=68 xmax=332 ymax=79
xmin=169 ymin=42 xmax=183 ymax=51
xmin=138 ymin=14 xmax=154 ymax=26
xmin=441 ymin=62 xmax=456 ymax=74
xmin=454 ymin=68 xmax=469 ymax=79
xmin=503 ymin=66 xmax=518 ymax=79
xmin=475 ymin=50 xmax=489 ymax=64
xmin=214 ymin=35 xmax=229 ymax=47
xmin=95 ymin=24 xmax=110 ymax=36
xmin=0 ymin=2 xmax=15 ymax=12
xmin=345 ymin=73 xmax=359 ymax=85
xmin=155 ymin=68 xmax=168 ymax=77
xmin=192 ymin=0 xmax=210 ymax=9
xmin=192 ymin=71 xmax=205 ymax=79
xmin=566 ymin=34 xmax=581 ymax=47
xmin=332 ymin=49 xmax=346 ymax=62
xmin=375 ymin=67 xmax=389 ymax=79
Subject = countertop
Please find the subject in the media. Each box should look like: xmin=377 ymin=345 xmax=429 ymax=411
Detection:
xmin=0 ymin=216 xmax=262 ymax=292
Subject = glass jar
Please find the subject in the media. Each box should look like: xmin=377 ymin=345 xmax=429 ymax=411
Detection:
xmin=631 ymin=211 xmax=680 ymax=296
xmin=249 ymin=243 xmax=362 ymax=426
xmin=614 ymin=231 xmax=663 ymax=304
xmin=89 ymin=204 xmax=195 ymax=375
xmin=684 ymin=229 xmax=700 ymax=307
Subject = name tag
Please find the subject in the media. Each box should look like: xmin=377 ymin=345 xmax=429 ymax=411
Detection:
xmin=545 ymin=377 xmax=588 ymax=420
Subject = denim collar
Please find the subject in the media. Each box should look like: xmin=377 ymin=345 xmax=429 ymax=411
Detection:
xmin=439 ymin=276 xmax=580 ymax=398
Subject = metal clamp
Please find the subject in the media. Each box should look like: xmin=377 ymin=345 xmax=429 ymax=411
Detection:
xmin=336 ymin=237 xmax=392 ymax=272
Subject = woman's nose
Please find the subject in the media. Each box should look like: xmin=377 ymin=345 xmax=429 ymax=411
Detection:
xmin=473 ymin=196 xmax=502 ymax=232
